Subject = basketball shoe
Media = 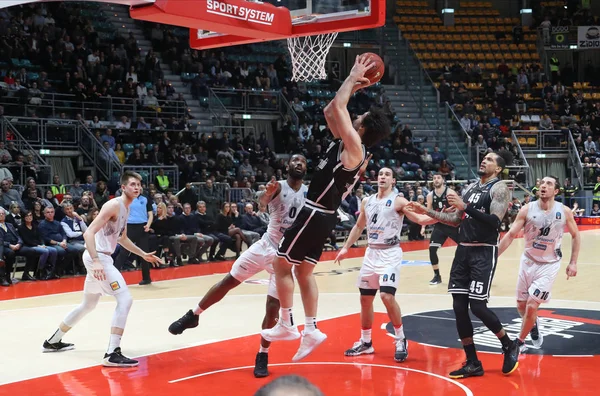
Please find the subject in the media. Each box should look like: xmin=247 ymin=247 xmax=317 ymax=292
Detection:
xmin=102 ymin=347 xmax=139 ymax=367
xmin=530 ymin=318 xmax=543 ymax=348
xmin=344 ymin=340 xmax=375 ymax=356
xmin=394 ymin=338 xmax=409 ymax=362
xmin=292 ymin=329 xmax=327 ymax=361
xmin=168 ymin=310 xmax=199 ymax=335
xmin=253 ymin=352 xmax=269 ymax=378
xmin=502 ymin=339 xmax=520 ymax=375
xmin=261 ymin=321 xmax=300 ymax=342
xmin=42 ymin=340 xmax=75 ymax=353
xmin=449 ymin=360 xmax=484 ymax=379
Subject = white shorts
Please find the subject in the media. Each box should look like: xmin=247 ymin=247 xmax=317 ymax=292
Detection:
xmin=83 ymin=251 xmax=129 ymax=296
xmin=516 ymin=254 xmax=561 ymax=304
xmin=356 ymin=246 xmax=403 ymax=292
xmin=229 ymin=238 xmax=278 ymax=299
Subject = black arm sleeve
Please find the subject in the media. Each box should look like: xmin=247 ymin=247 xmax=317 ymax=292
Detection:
xmin=465 ymin=204 xmax=502 ymax=229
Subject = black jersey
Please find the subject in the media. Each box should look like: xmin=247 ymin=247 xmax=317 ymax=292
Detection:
xmin=432 ymin=187 xmax=452 ymax=212
xmin=459 ymin=178 xmax=501 ymax=245
xmin=306 ymin=140 xmax=366 ymax=212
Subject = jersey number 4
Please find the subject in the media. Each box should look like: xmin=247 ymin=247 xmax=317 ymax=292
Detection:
xmin=371 ymin=213 xmax=378 ymax=224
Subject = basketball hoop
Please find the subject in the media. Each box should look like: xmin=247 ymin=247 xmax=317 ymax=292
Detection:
xmin=287 ymin=31 xmax=338 ymax=82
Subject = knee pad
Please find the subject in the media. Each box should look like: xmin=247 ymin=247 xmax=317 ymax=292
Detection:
xmin=429 ymin=246 xmax=439 ymax=265
xmin=469 ymin=299 xmax=503 ymax=334
xmin=452 ymin=294 xmax=473 ymax=339
xmin=452 ymin=294 xmax=470 ymax=317
xmin=112 ymin=292 xmax=133 ymax=329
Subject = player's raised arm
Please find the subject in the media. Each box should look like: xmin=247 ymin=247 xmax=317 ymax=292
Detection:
xmin=334 ymin=197 xmax=369 ymax=265
xmin=324 ymin=56 xmax=373 ymax=163
xmin=258 ymin=177 xmax=281 ymax=207
xmin=564 ymin=206 xmax=580 ymax=279
xmin=498 ymin=204 xmax=529 ymax=256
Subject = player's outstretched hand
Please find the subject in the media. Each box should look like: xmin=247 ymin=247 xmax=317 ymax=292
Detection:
xmin=334 ymin=247 xmax=349 ymax=266
xmin=144 ymin=251 xmax=165 ymax=267
xmin=265 ymin=176 xmax=278 ymax=196
xmin=406 ymin=201 xmax=427 ymax=214
xmin=447 ymin=194 xmax=466 ymax=210
xmin=350 ymin=54 xmax=375 ymax=85
xmin=566 ymin=262 xmax=577 ymax=280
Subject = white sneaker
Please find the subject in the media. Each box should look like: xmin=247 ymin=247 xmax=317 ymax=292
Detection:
xmin=261 ymin=321 xmax=300 ymax=342
xmin=292 ymin=329 xmax=328 ymax=361
xmin=519 ymin=342 xmax=528 ymax=354
xmin=531 ymin=318 xmax=543 ymax=349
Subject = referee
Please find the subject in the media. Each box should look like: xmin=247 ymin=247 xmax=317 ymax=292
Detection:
xmin=114 ymin=191 xmax=154 ymax=285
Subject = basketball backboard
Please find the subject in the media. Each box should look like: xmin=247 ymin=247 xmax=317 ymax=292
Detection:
xmin=129 ymin=0 xmax=384 ymax=50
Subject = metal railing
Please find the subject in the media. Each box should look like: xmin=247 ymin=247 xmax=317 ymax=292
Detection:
xmin=444 ymin=103 xmax=475 ymax=178
xmin=122 ymin=165 xmax=180 ymax=192
xmin=510 ymin=130 xmax=531 ymax=187
xmin=0 ymin=92 xmax=188 ymax=121
xmin=279 ymin=93 xmax=300 ymax=133
xmin=567 ymin=131 xmax=585 ymax=189
xmin=0 ymin=164 xmax=53 ymax=185
xmin=78 ymin=120 xmax=123 ymax=182
xmin=208 ymin=88 xmax=232 ymax=129
xmin=512 ymin=129 xmax=568 ymax=153
xmin=0 ymin=117 xmax=49 ymax=166
xmin=210 ymin=88 xmax=283 ymax=113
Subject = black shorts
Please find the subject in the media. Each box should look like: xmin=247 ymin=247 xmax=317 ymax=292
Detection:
xmin=448 ymin=244 xmax=498 ymax=302
xmin=430 ymin=224 xmax=460 ymax=248
xmin=276 ymin=206 xmax=338 ymax=265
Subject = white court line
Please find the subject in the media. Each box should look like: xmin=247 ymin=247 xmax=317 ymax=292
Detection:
xmin=168 ymin=361 xmax=474 ymax=396
xmin=418 ymin=342 xmax=448 ymax=349
xmin=552 ymin=355 xmax=593 ymax=358
xmin=3 ymin=293 xmax=600 ymax=313
xmin=0 ymin=310 xmax=359 ymax=386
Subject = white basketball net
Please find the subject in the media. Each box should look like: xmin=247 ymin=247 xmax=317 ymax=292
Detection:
xmin=287 ymin=32 xmax=339 ymax=82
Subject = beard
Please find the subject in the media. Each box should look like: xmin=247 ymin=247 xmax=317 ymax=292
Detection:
xmin=477 ymin=169 xmax=485 ymax=176
xmin=289 ymin=169 xmax=306 ymax=180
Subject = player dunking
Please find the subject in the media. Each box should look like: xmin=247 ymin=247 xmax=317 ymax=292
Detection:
xmin=335 ymin=167 xmax=436 ymax=362
xmin=261 ymin=54 xmax=391 ymax=361
xmin=498 ymin=176 xmax=579 ymax=352
xmin=42 ymin=171 xmax=163 ymax=367
xmin=409 ymin=152 xmax=520 ymax=378
xmin=167 ymin=155 xmax=308 ymax=378
xmin=427 ymin=173 xmax=460 ymax=285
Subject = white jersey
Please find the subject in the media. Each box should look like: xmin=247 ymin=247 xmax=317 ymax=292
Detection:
xmin=365 ymin=192 xmax=404 ymax=248
xmin=523 ymin=200 xmax=565 ymax=264
xmin=91 ymin=198 xmax=129 ymax=254
xmin=264 ymin=180 xmax=307 ymax=247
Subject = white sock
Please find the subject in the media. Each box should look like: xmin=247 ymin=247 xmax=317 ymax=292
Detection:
xmin=48 ymin=328 xmax=66 ymax=344
xmin=193 ymin=306 xmax=204 ymax=315
xmin=107 ymin=334 xmax=122 ymax=354
xmin=280 ymin=307 xmax=294 ymax=326
xmin=259 ymin=346 xmax=269 ymax=354
xmin=394 ymin=325 xmax=405 ymax=340
xmin=305 ymin=317 xmax=317 ymax=333
xmin=361 ymin=328 xmax=372 ymax=344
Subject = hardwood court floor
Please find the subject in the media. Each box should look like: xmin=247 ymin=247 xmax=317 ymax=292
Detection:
xmin=1 ymin=226 xmax=599 ymax=396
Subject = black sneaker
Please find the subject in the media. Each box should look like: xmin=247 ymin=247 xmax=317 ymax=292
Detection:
xmin=448 ymin=360 xmax=484 ymax=379
xmin=502 ymin=340 xmax=520 ymax=375
xmin=344 ymin=340 xmax=375 ymax=356
xmin=102 ymin=347 xmax=139 ymax=367
xmin=253 ymin=352 xmax=269 ymax=378
xmin=42 ymin=340 xmax=75 ymax=353
xmin=429 ymin=275 xmax=442 ymax=285
xmin=394 ymin=338 xmax=408 ymax=362
xmin=168 ymin=309 xmax=199 ymax=335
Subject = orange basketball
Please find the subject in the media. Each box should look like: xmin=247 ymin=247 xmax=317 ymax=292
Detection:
xmin=361 ymin=52 xmax=384 ymax=85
